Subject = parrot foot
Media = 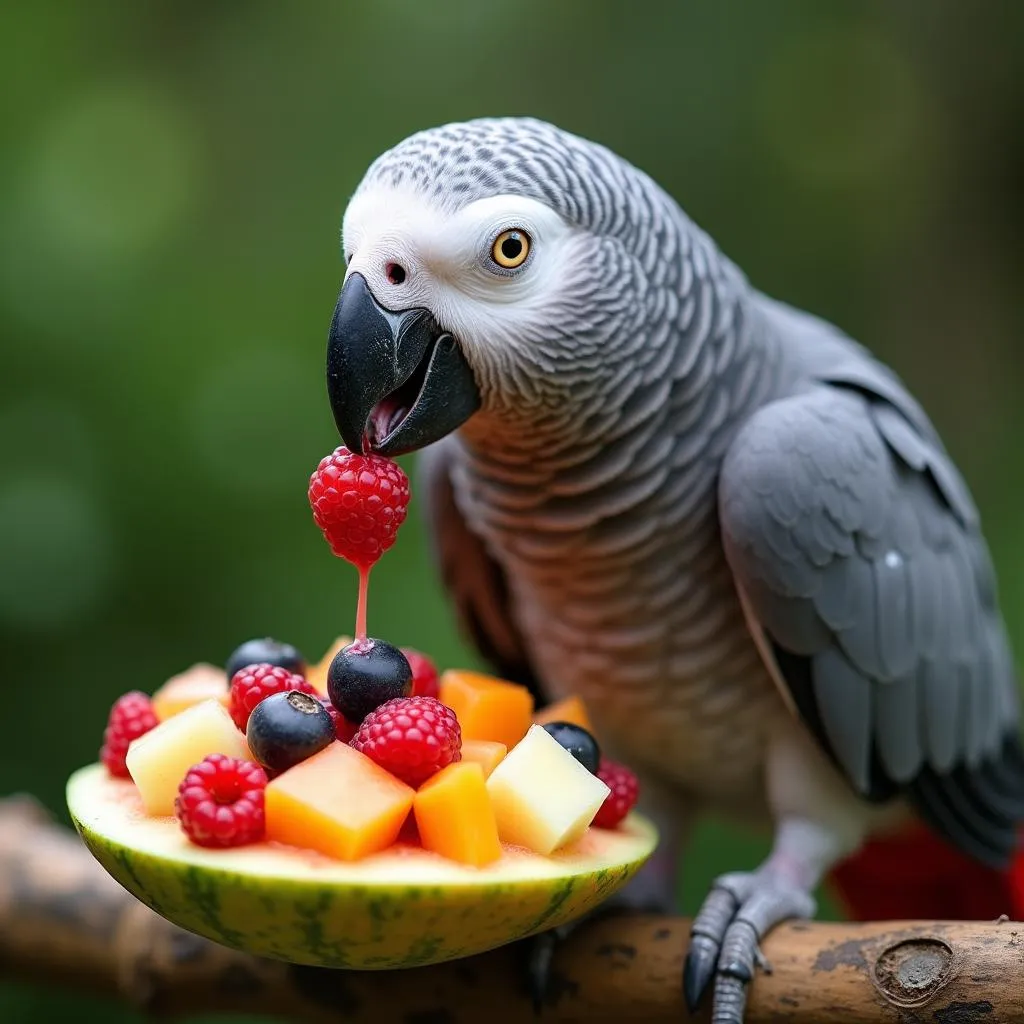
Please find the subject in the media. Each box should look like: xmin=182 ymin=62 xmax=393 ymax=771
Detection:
xmin=683 ymin=869 xmax=815 ymax=1024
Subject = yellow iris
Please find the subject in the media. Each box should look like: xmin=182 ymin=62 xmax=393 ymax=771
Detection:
xmin=491 ymin=229 xmax=530 ymax=268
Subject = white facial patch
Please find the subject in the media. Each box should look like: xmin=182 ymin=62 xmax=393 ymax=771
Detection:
xmin=340 ymin=183 xmax=586 ymax=371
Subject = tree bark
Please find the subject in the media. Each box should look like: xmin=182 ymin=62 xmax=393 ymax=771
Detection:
xmin=1 ymin=794 xmax=1021 ymax=1023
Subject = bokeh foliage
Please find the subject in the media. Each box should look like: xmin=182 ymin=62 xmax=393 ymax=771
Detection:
xmin=2 ymin=2 xmax=1023 ymax=1021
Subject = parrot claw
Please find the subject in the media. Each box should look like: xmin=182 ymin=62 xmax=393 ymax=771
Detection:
xmin=683 ymin=879 xmax=741 ymax=1009
xmin=524 ymin=920 xmax=574 ymax=1014
xmin=522 ymin=900 xmax=666 ymax=1014
xmin=683 ymin=870 xmax=815 ymax=1024
xmin=682 ymin=932 xmax=720 ymax=1013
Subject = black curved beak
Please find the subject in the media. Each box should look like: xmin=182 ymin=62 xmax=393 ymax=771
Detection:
xmin=325 ymin=273 xmax=481 ymax=456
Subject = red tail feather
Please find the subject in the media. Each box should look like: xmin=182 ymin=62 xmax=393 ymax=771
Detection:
xmin=828 ymin=822 xmax=1024 ymax=922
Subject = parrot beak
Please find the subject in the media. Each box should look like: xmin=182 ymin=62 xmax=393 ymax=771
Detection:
xmin=325 ymin=272 xmax=481 ymax=456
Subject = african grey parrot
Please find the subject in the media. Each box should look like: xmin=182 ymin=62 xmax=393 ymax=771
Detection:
xmin=322 ymin=117 xmax=1024 ymax=1023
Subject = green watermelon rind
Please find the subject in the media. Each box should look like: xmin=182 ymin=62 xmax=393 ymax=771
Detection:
xmin=67 ymin=762 xmax=658 ymax=969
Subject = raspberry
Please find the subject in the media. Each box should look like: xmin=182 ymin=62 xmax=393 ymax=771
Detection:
xmin=402 ymin=647 xmax=439 ymax=700
xmin=351 ymin=695 xmax=461 ymax=788
xmin=228 ymin=662 xmax=317 ymax=732
xmin=175 ymin=753 xmax=267 ymax=848
xmin=319 ymin=695 xmax=357 ymax=743
xmin=592 ymin=759 xmax=639 ymax=829
xmin=101 ymin=691 xmax=159 ymax=777
xmin=308 ymin=446 xmax=410 ymax=569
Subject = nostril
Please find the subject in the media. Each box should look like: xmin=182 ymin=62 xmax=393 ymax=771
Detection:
xmin=384 ymin=262 xmax=406 ymax=286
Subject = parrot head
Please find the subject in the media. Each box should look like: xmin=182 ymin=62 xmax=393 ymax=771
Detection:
xmin=326 ymin=117 xmax=654 ymax=456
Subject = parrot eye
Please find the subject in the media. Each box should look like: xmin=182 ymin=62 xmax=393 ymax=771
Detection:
xmin=490 ymin=229 xmax=531 ymax=270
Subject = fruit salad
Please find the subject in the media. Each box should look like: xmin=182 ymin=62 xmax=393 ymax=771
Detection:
xmin=95 ymin=445 xmax=642 ymax=870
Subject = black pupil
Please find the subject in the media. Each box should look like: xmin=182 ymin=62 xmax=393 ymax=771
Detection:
xmin=500 ymin=234 xmax=522 ymax=261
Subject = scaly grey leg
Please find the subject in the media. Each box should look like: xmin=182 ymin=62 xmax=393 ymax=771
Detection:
xmin=684 ymin=818 xmax=842 ymax=1023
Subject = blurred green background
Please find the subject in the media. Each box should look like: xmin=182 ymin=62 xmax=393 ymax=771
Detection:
xmin=2 ymin=1 xmax=1023 ymax=1021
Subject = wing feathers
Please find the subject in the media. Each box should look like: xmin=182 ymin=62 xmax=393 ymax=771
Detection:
xmin=911 ymin=767 xmax=1012 ymax=867
xmin=811 ymin=646 xmax=874 ymax=794
xmin=874 ymin=671 xmax=921 ymax=783
xmin=872 ymin=552 xmax=914 ymax=680
xmin=920 ymin=658 xmax=962 ymax=774
xmin=720 ymin=383 xmax=1022 ymax=865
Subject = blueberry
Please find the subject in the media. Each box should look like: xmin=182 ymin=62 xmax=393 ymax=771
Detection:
xmin=327 ymin=638 xmax=412 ymax=723
xmin=542 ymin=721 xmax=601 ymax=774
xmin=226 ymin=637 xmax=306 ymax=681
xmin=245 ymin=690 xmax=334 ymax=774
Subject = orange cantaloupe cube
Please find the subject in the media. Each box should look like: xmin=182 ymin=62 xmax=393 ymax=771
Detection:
xmin=533 ymin=696 xmax=593 ymax=733
xmin=265 ymin=741 xmax=414 ymax=861
xmin=438 ymin=670 xmax=534 ymax=750
xmin=459 ymin=739 xmax=507 ymax=778
xmin=152 ymin=663 xmax=228 ymax=721
xmin=414 ymin=762 xmax=502 ymax=867
xmin=306 ymin=635 xmax=353 ymax=695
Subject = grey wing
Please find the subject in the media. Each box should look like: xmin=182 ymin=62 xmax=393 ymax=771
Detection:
xmin=719 ymin=383 xmax=1024 ymax=867
xmin=416 ymin=437 xmax=545 ymax=699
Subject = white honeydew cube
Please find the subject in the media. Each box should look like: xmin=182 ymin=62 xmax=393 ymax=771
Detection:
xmin=126 ymin=698 xmax=251 ymax=816
xmin=485 ymin=724 xmax=611 ymax=855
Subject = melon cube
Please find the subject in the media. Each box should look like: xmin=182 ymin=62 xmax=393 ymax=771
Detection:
xmin=534 ymin=695 xmax=593 ymax=733
xmin=306 ymin=635 xmax=352 ymax=696
xmin=438 ymin=670 xmax=534 ymax=749
xmin=265 ymin=741 xmax=414 ymax=861
xmin=126 ymin=698 xmax=252 ymax=816
xmin=486 ymin=724 xmax=610 ymax=855
xmin=459 ymin=739 xmax=507 ymax=778
xmin=151 ymin=663 xmax=228 ymax=721
xmin=414 ymin=762 xmax=502 ymax=867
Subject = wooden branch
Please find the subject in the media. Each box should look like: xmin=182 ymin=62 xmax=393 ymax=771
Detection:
xmin=1 ymin=795 xmax=1021 ymax=1023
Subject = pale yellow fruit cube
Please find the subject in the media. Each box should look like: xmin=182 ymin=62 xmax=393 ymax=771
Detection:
xmin=126 ymin=698 xmax=251 ymax=816
xmin=485 ymin=724 xmax=610 ymax=855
